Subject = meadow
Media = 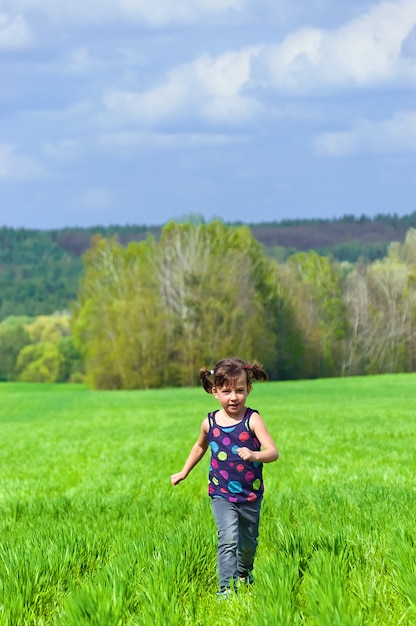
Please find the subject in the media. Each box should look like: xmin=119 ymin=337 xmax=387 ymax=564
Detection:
xmin=0 ymin=374 xmax=415 ymax=625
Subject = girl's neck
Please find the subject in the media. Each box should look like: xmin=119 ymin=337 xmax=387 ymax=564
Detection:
xmin=216 ymin=407 xmax=247 ymax=426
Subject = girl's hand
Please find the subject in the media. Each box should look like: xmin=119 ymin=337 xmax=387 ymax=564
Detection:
xmin=171 ymin=471 xmax=186 ymax=486
xmin=236 ymin=447 xmax=257 ymax=462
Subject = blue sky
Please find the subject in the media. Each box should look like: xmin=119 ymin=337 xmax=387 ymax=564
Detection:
xmin=0 ymin=0 xmax=415 ymax=229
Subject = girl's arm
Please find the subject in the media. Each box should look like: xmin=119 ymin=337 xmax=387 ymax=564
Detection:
xmin=171 ymin=418 xmax=209 ymax=486
xmin=237 ymin=412 xmax=279 ymax=463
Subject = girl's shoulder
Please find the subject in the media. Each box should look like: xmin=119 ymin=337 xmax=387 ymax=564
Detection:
xmin=201 ymin=416 xmax=210 ymax=432
xmin=245 ymin=407 xmax=259 ymax=422
xmin=245 ymin=408 xmax=262 ymax=433
xmin=206 ymin=410 xmax=218 ymax=429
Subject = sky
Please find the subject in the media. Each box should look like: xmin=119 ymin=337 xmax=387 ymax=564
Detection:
xmin=0 ymin=0 xmax=415 ymax=230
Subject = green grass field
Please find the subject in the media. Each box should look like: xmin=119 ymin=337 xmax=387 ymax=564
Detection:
xmin=0 ymin=375 xmax=415 ymax=625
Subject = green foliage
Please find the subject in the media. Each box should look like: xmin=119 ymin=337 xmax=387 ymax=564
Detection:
xmin=75 ymin=223 xmax=280 ymax=389
xmin=276 ymin=251 xmax=348 ymax=378
xmin=0 ymin=227 xmax=83 ymax=320
xmin=73 ymin=224 xmax=416 ymax=387
xmin=0 ymin=313 xmax=82 ymax=383
xmin=156 ymin=220 xmax=278 ymax=385
xmin=316 ymin=240 xmax=389 ymax=263
xmin=0 ymin=316 xmax=33 ymax=381
xmin=56 ymin=336 xmax=85 ymax=383
xmin=268 ymin=289 xmax=305 ymax=380
xmin=0 ymin=376 xmax=414 ymax=624
xmin=16 ymin=342 xmax=64 ymax=383
xmin=2 ymin=222 xmax=416 ymax=386
xmin=2 ymin=214 xmax=416 ymax=322
xmin=25 ymin=314 xmax=71 ymax=343
xmin=73 ymin=236 xmax=167 ymax=389
xmin=263 ymin=245 xmax=297 ymax=263
xmin=344 ymin=229 xmax=416 ymax=375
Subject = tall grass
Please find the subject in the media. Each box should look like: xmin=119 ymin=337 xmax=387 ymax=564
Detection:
xmin=0 ymin=374 xmax=415 ymax=624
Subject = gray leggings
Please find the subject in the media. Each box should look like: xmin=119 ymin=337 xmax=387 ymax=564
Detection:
xmin=211 ymin=497 xmax=262 ymax=591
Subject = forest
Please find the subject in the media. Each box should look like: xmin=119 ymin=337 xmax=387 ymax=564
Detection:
xmin=0 ymin=213 xmax=415 ymax=387
xmin=1 ymin=212 xmax=415 ymax=321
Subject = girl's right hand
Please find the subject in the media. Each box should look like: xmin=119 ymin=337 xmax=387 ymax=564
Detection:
xmin=170 ymin=471 xmax=186 ymax=486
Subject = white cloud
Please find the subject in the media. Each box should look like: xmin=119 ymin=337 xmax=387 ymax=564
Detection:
xmin=315 ymin=110 xmax=416 ymax=156
xmin=102 ymin=46 xmax=263 ymax=127
xmin=99 ymin=0 xmax=416 ymax=128
xmin=0 ymin=13 xmax=32 ymax=48
xmin=0 ymin=144 xmax=48 ymax=181
xmin=255 ymin=0 xmax=416 ymax=92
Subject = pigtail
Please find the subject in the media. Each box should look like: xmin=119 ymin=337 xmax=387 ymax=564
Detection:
xmin=199 ymin=368 xmax=214 ymax=394
xmin=245 ymin=360 xmax=268 ymax=382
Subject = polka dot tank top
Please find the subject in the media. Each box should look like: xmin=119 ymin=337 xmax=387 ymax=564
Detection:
xmin=207 ymin=407 xmax=264 ymax=504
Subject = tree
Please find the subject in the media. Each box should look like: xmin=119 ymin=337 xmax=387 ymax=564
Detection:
xmin=73 ymin=236 xmax=168 ymax=389
xmin=153 ymin=221 xmax=277 ymax=386
xmin=56 ymin=336 xmax=85 ymax=383
xmin=0 ymin=316 xmax=32 ymax=381
xmin=268 ymin=271 xmax=305 ymax=380
xmin=276 ymin=251 xmax=348 ymax=378
xmin=25 ymin=314 xmax=71 ymax=343
xmin=16 ymin=342 xmax=64 ymax=383
xmin=344 ymin=229 xmax=416 ymax=374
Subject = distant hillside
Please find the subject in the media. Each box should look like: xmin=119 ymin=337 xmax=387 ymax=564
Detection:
xmin=250 ymin=213 xmax=416 ymax=262
xmin=251 ymin=215 xmax=413 ymax=248
xmin=52 ymin=213 xmax=416 ymax=258
xmin=1 ymin=212 xmax=415 ymax=319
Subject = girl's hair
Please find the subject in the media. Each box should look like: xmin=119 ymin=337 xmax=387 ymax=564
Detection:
xmin=199 ymin=357 xmax=268 ymax=394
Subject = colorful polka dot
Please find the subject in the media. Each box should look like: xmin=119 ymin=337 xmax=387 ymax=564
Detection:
xmin=247 ymin=492 xmax=257 ymax=502
xmin=239 ymin=431 xmax=250 ymax=442
xmin=211 ymin=458 xmax=218 ymax=469
xmin=253 ymin=478 xmax=261 ymax=490
xmin=222 ymin=436 xmax=231 ymax=446
xmin=210 ymin=441 xmax=219 ymax=453
xmin=219 ymin=470 xmax=229 ymax=480
xmin=231 ymin=445 xmax=240 ymax=455
xmin=228 ymin=480 xmax=243 ymax=494
xmin=212 ymin=477 xmax=219 ymax=486
xmin=218 ymin=451 xmax=227 ymax=461
xmin=213 ymin=427 xmax=221 ymax=438
xmin=229 ymin=496 xmax=238 ymax=503
xmin=236 ymin=464 xmax=245 ymax=472
xmin=245 ymin=471 xmax=255 ymax=482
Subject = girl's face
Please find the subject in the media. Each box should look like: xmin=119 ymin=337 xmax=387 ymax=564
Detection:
xmin=212 ymin=372 xmax=251 ymax=418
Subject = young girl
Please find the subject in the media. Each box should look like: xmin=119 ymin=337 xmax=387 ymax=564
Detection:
xmin=171 ymin=357 xmax=279 ymax=597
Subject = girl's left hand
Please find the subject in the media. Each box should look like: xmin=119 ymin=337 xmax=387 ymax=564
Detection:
xmin=236 ymin=447 xmax=257 ymax=462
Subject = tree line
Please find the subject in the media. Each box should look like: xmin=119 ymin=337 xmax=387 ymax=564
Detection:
xmin=1 ymin=212 xmax=416 ymax=321
xmin=1 ymin=220 xmax=415 ymax=387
